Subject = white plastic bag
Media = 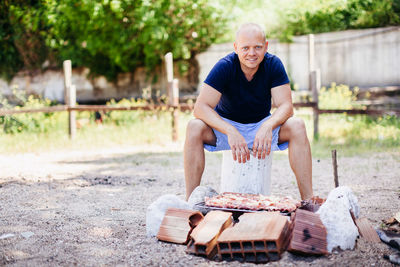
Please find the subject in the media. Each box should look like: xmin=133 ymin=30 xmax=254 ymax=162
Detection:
xmin=187 ymin=186 xmax=218 ymax=207
xmin=317 ymin=186 xmax=360 ymax=252
xmin=220 ymin=150 xmax=273 ymax=195
xmin=146 ymin=194 xmax=191 ymax=237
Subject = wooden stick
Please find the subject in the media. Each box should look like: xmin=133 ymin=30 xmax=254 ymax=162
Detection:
xmin=332 ymin=149 xmax=339 ymax=187
xmin=68 ymin=84 xmax=76 ymax=139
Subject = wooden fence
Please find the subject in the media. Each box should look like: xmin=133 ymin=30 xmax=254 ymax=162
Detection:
xmin=1 ymin=53 xmax=399 ymax=141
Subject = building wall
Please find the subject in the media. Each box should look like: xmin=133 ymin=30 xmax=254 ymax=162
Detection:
xmin=197 ymin=26 xmax=400 ymax=91
xmin=0 ymin=64 xmax=198 ymax=103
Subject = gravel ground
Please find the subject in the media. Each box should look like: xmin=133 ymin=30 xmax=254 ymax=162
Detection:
xmin=0 ymin=144 xmax=399 ymax=266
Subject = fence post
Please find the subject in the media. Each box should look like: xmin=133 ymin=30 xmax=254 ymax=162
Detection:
xmin=308 ymin=34 xmax=320 ymax=139
xmin=63 ymin=60 xmax=76 ymax=139
xmin=165 ymin=52 xmax=179 ymax=142
xmin=170 ymin=79 xmax=179 ymax=142
xmin=310 ymin=69 xmax=321 ymax=139
xmin=308 ymin=34 xmax=315 ymax=74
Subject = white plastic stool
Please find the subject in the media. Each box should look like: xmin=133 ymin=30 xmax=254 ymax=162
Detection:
xmin=220 ymin=150 xmax=273 ymax=195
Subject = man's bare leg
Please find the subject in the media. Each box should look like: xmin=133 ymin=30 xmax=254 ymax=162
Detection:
xmin=184 ymin=119 xmax=216 ymax=200
xmin=279 ymin=117 xmax=313 ymax=200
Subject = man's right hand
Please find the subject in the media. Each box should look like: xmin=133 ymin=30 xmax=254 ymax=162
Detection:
xmin=227 ymin=128 xmax=250 ymax=163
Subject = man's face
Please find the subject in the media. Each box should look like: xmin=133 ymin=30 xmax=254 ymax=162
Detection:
xmin=234 ymin=29 xmax=268 ymax=73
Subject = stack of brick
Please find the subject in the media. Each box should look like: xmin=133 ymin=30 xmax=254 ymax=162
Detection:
xmin=157 ymin=208 xmax=204 ymax=244
xmin=187 ymin=210 xmax=233 ymax=259
xmin=216 ymin=212 xmax=290 ymax=263
xmin=288 ymin=209 xmax=328 ymax=255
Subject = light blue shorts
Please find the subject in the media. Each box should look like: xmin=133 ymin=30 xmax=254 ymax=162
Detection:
xmin=204 ymin=116 xmax=289 ymax=152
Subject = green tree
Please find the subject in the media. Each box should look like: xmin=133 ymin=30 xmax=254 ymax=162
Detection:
xmin=0 ymin=0 xmax=52 ymax=80
xmin=0 ymin=0 xmax=227 ymax=81
xmin=269 ymin=0 xmax=400 ymax=41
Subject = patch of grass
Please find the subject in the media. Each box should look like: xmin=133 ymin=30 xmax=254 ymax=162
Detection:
xmin=2 ymin=109 xmax=399 ymax=158
xmin=0 ymin=110 xmax=193 ymax=154
xmin=1 ymin=86 xmax=399 ymax=156
xmin=298 ymin=112 xmax=400 ymax=158
xmin=297 ymin=84 xmax=400 ymax=158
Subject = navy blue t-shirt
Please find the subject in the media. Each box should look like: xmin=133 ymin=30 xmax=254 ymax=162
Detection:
xmin=204 ymin=52 xmax=289 ymax=123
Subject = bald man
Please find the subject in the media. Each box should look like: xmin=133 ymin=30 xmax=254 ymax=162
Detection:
xmin=184 ymin=23 xmax=313 ymax=200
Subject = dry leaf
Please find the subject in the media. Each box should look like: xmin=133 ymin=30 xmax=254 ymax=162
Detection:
xmin=394 ymin=212 xmax=400 ymax=224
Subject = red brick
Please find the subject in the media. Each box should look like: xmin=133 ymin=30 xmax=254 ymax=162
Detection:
xmin=157 ymin=208 xmax=203 ymax=244
xmin=288 ymin=209 xmax=328 ymax=255
xmin=187 ymin=210 xmax=232 ymax=259
xmin=217 ymin=212 xmax=290 ymax=262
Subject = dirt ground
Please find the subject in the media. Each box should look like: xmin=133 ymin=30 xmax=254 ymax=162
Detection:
xmin=0 ymin=144 xmax=399 ymax=266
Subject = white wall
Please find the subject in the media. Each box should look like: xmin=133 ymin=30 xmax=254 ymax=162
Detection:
xmin=196 ymin=26 xmax=400 ymax=91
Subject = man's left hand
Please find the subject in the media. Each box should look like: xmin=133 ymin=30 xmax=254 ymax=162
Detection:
xmin=252 ymin=122 xmax=273 ymax=159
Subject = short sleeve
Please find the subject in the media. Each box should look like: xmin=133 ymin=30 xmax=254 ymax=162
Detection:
xmin=204 ymin=59 xmax=230 ymax=93
xmin=270 ymin=57 xmax=290 ymax=88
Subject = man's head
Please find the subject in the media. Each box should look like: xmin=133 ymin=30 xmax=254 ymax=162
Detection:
xmin=234 ymin=23 xmax=268 ymax=73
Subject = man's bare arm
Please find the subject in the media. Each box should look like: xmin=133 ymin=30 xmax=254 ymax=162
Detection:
xmin=253 ymin=83 xmax=293 ymax=158
xmin=194 ymin=83 xmax=250 ymax=163
xmin=268 ymin=83 xmax=294 ymax=128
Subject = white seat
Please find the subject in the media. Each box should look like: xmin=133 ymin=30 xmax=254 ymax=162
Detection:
xmin=220 ymin=150 xmax=273 ymax=195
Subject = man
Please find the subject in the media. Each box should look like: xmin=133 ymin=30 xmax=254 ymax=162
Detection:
xmin=184 ymin=23 xmax=313 ymax=201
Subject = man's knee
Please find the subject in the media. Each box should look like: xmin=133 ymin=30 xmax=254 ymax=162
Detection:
xmin=186 ymin=119 xmax=214 ymax=143
xmin=281 ymin=117 xmax=307 ymax=141
xmin=288 ymin=117 xmax=307 ymax=134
